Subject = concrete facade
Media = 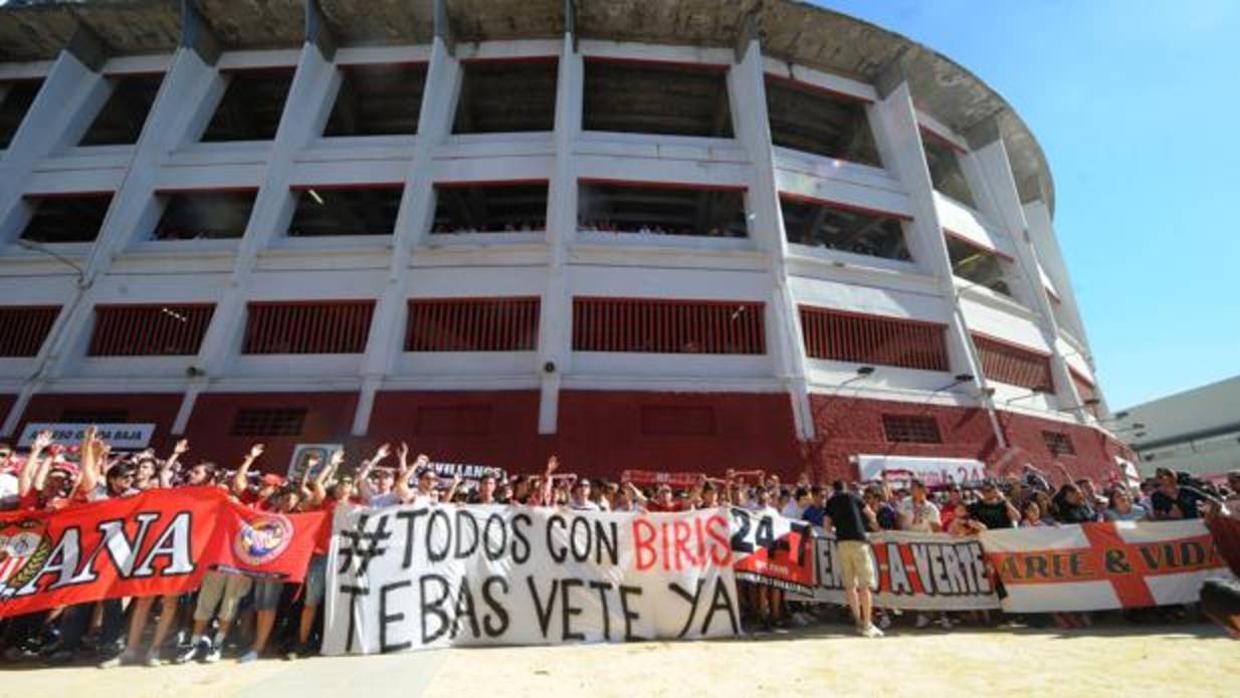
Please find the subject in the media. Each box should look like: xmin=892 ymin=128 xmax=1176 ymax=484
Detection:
xmin=0 ymin=0 xmax=1129 ymax=480
xmin=1120 ymin=376 xmax=1240 ymax=477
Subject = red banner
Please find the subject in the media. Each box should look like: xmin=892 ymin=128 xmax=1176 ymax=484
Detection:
xmin=728 ymin=507 xmax=815 ymax=594
xmin=0 ymin=487 xmax=327 ymax=618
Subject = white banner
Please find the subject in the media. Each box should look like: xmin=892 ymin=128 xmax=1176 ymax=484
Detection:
xmin=792 ymin=530 xmax=1000 ymax=611
xmin=855 ymin=455 xmax=986 ymax=487
xmin=323 ymin=505 xmax=739 ymax=654
xmin=982 ymin=520 xmax=1234 ymax=613
xmin=17 ymin=423 xmax=155 ymax=450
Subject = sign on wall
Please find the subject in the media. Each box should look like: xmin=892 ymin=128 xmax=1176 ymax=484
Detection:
xmin=17 ymin=423 xmax=155 ymax=450
xmin=287 ymin=444 xmax=344 ymax=482
xmin=855 ymin=455 xmax=987 ymax=487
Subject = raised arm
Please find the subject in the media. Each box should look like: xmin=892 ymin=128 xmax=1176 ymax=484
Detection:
xmin=540 ymin=456 xmax=559 ymax=506
xmin=18 ymin=430 xmax=52 ymax=497
xmin=443 ymin=474 xmax=463 ymax=505
xmin=356 ymin=443 xmax=391 ymax=501
xmin=310 ymin=450 xmax=343 ymax=506
xmin=159 ymin=439 xmax=189 ymax=488
xmin=394 ymin=444 xmax=414 ymax=503
xmin=76 ymin=427 xmax=102 ymax=497
xmin=233 ymin=443 xmax=264 ymax=495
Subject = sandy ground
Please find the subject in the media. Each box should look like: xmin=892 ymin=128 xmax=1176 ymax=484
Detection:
xmin=2 ymin=623 xmax=1236 ymax=698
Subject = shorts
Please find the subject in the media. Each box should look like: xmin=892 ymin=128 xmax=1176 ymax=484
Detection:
xmin=837 ymin=540 xmax=876 ymax=589
xmin=193 ymin=570 xmax=253 ymax=623
xmin=253 ymin=580 xmax=284 ymax=612
xmin=304 ymin=554 xmax=327 ymax=606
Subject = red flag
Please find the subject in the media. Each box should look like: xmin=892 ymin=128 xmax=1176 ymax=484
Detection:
xmin=0 ymin=487 xmax=326 ymax=618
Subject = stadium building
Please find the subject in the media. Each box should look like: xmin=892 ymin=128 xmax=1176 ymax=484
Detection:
xmin=0 ymin=0 xmax=1133 ymax=481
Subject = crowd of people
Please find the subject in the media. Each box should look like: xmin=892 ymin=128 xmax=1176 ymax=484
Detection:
xmin=0 ymin=429 xmax=1236 ymax=666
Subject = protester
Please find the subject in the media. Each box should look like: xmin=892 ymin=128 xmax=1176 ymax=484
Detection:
xmin=824 ymin=480 xmax=882 ymax=638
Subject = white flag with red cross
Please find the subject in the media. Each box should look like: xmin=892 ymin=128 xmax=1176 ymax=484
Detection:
xmin=981 ymin=520 xmax=1234 ymax=613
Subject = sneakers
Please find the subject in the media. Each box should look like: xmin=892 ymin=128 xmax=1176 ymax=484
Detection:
xmin=915 ymin=614 xmax=931 ymax=629
xmin=203 ymin=643 xmax=223 ymax=664
xmin=99 ymin=649 xmax=137 ymax=669
xmin=237 ymin=650 xmax=259 ymax=664
xmin=176 ymin=637 xmax=209 ymax=664
xmin=145 ymin=650 xmax=163 ymax=668
xmin=860 ymin=624 xmax=885 ymax=638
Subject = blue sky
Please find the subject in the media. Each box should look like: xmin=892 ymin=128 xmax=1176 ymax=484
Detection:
xmin=817 ymin=0 xmax=1239 ymax=408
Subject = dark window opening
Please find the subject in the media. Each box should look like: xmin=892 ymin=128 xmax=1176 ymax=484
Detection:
xmin=324 ymin=63 xmax=427 ymax=137
xmin=1042 ymin=431 xmax=1076 ymax=457
xmin=453 ymin=59 xmax=557 ymax=134
xmin=287 ymin=186 xmax=401 ymax=237
xmin=0 ymin=79 xmax=43 ymax=148
xmin=973 ymin=334 xmax=1053 ymax=393
xmin=922 ymin=131 xmax=976 ymax=207
xmin=406 ymin=297 xmax=540 ymax=352
xmin=882 ymin=414 xmax=943 ymax=444
xmin=79 ymin=74 xmax=163 ymax=146
xmin=578 ymin=182 xmax=747 ymax=238
xmin=0 ymin=306 xmax=60 ymax=357
xmin=231 ymin=408 xmax=306 ymax=437
xmin=948 ymin=237 xmax=1011 ymax=297
xmin=415 ymin=406 xmax=491 ymax=436
xmin=640 ymin=405 xmax=716 ymax=436
xmin=573 ymin=297 xmax=765 ymax=355
xmin=60 ymin=408 xmax=129 ymax=424
xmin=243 ymin=301 xmax=375 ymax=354
xmin=431 ymin=182 xmax=548 ymax=234
xmin=765 ymin=77 xmax=881 ymax=167
xmin=89 ymin=304 xmax=214 ymax=356
xmin=799 ymin=306 xmax=949 ymax=372
xmin=153 ymin=190 xmax=256 ymax=240
xmin=781 ymin=196 xmax=910 ymax=261
xmin=20 ymin=194 xmax=113 ymax=244
xmin=583 ymin=59 xmax=732 ymax=138
xmin=201 ymin=69 xmax=295 ymax=142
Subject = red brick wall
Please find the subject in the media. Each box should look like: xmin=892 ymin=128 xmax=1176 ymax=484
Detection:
xmin=367 ymin=390 xmax=543 ymax=472
xmin=16 ymin=392 xmax=184 ymax=452
xmin=806 ymin=393 xmax=1132 ymax=485
xmin=182 ymin=391 xmax=359 ymax=474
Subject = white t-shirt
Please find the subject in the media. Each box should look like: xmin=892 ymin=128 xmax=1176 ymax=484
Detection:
xmin=899 ymin=499 xmax=941 ymax=533
xmin=781 ymin=502 xmax=803 ymax=520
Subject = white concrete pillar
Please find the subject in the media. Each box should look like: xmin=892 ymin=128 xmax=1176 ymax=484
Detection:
xmin=351 ymin=36 xmax=461 ymax=436
xmin=870 ymin=74 xmax=1006 ymax=447
xmin=535 ymin=34 xmax=582 ymax=435
xmin=972 ymin=136 xmax=1088 ymax=422
xmin=729 ymin=39 xmax=814 ymax=440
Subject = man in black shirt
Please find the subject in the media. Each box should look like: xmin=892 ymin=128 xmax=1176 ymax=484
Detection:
xmin=968 ymin=481 xmax=1020 ymax=529
xmin=824 ymin=481 xmax=882 ymax=637
xmin=1150 ymin=468 xmax=1202 ymax=520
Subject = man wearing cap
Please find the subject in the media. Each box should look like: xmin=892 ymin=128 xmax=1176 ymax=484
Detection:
xmin=824 ymin=480 xmax=883 ymax=638
xmin=357 ymin=443 xmax=403 ymax=507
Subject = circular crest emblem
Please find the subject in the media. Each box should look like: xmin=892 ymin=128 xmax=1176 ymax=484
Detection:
xmin=233 ymin=515 xmax=293 ymax=567
xmin=0 ymin=519 xmax=52 ymax=599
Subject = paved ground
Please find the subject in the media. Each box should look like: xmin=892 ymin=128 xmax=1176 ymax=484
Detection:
xmin=3 ymin=623 xmax=1237 ymax=697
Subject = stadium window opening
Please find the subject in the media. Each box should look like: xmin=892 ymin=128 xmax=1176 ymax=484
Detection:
xmin=453 ymin=58 xmax=557 ymax=134
xmin=765 ymin=77 xmax=882 ymax=167
xmin=323 ymin=63 xmax=427 ymax=137
xmin=583 ymin=58 xmax=733 ymax=138
xmin=921 ymin=130 xmax=977 ymax=208
xmin=948 ymin=237 xmax=1012 ymax=297
xmin=578 ymin=182 xmax=748 ymax=239
xmin=200 ymin=68 xmax=295 ymax=142
xmin=286 ymin=185 xmax=402 ymax=237
xmin=430 ymin=182 xmax=549 ymax=235
xmin=780 ymin=196 xmax=911 ymax=262
xmin=18 ymin=193 xmax=113 ymax=244
xmin=78 ymin=73 xmax=164 ymax=146
xmin=151 ymin=190 xmax=256 ymax=241
xmin=0 ymin=79 xmax=43 ymax=148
